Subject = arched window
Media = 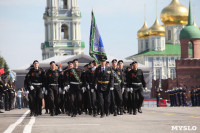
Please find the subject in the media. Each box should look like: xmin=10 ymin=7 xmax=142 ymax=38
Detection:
xmin=61 ymin=24 xmax=69 ymax=39
xmin=60 ymin=0 xmax=68 ymax=9
xmin=170 ymin=69 xmax=176 ymax=79
xmin=168 ymin=30 xmax=171 ymax=41
xmin=145 ymin=40 xmax=148 ymax=50
xmin=156 ymin=69 xmax=161 ymax=80
xmin=152 ymin=39 xmax=155 ymax=50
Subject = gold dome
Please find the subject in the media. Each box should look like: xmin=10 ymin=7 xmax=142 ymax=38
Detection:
xmin=160 ymin=0 xmax=188 ymax=25
xmin=137 ymin=21 xmax=149 ymax=38
xmin=149 ymin=19 xmax=165 ymax=36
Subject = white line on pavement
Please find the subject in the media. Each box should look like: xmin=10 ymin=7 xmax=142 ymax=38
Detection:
xmin=23 ymin=116 xmax=36 ymax=133
xmin=19 ymin=124 xmax=100 ymax=127
xmin=3 ymin=110 xmax=30 ymax=133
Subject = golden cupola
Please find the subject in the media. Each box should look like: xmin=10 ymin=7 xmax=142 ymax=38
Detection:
xmin=137 ymin=21 xmax=149 ymax=38
xmin=160 ymin=0 xmax=188 ymax=25
xmin=149 ymin=18 xmax=165 ymax=36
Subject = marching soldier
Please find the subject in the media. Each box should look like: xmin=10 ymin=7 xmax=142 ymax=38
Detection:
xmin=93 ymin=56 xmax=114 ymax=118
xmin=156 ymin=87 xmax=162 ymax=107
xmin=0 ymin=79 xmax=5 ymax=113
xmin=26 ymin=60 xmax=45 ymax=116
xmin=63 ymin=59 xmax=83 ymax=117
xmin=181 ymin=86 xmax=187 ymax=106
xmin=127 ymin=61 xmax=147 ymax=115
xmin=177 ymin=87 xmax=182 ymax=106
xmin=111 ymin=59 xmax=124 ymax=116
xmin=45 ymin=61 xmax=61 ymax=116
xmin=85 ymin=61 xmax=98 ymax=117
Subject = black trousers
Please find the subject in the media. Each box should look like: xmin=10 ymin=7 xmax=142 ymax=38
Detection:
xmin=123 ymin=89 xmax=128 ymax=110
xmin=156 ymin=95 xmax=160 ymax=107
xmin=111 ymin=87 xmax=123 ymax=112
xmin=97 ymin=89 xmax=110 ymax=115
xmin=69 ymin=84 xmax=82 ymax=114
xmin=48 ymin=86 xmax=59 ymax=114
xmin=91 ymin=90 xmax=97 ymax=113
xmin=132 ymin=87 xmax=144 ymax=110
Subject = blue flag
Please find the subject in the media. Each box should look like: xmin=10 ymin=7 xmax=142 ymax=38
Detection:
xmin=89 ymin=11 xmax=107 ymax=64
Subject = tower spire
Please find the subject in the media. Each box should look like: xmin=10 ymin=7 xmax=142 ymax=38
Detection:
xmin=187 ymin=0 xmax=193 ymax=26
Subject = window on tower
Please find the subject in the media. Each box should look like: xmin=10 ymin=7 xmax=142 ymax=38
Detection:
xmin=61 ymin=24 xmax=69 ymax=39
xmin=156 ymin=68 xmax=161 ymax=80
xmin=168 ymin=30 xmax=171 ymax=41
xmin=170 ymin=69 xmax=176 ymax=79
xmin=60 ymin=0 xmax=68 ymax=9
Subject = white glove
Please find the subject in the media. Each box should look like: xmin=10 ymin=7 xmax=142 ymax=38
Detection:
xmin=64 ymin=85 xmax=70 ymax=91
xmin=122 ymin=88 xmax=125 ymax=94
xmin=95 ymin=85 xmax=97 ymax=89
xmin=45 ymin=90 xmax=48 ymax=95
xmin=126 ymin=88 xmax=130 ymax=92
xmin=144 ymin=87 xmax=148 ymax=92
xmin=27 ymin=91 xmax=29 ymax=94
xmin=91 ymin=89 xmax=94 ymax=93
xmin=62 ymin=90 xmax=65 ymax=94
xmin=43 ymin=87 xmax=46 ymax=92
xmin=59 ymin=87 xmax=62 ymax=94
xmin=130 ymin=88 xmax=133 ymax=93
xmin=87 ymin=85 xmax=90 ymax=89
xmin=30 ymin=86 xmax=34 ymax=90
xmin=110 ymin=87 xmax=114 ymax=91
xmin=82 ymin=87 xmax=86 ymax=93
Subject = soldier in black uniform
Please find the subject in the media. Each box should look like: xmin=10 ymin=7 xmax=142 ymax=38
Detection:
xmin=45 ymin=61 xmax=61 ymax=116
xmin=85 ymin=61 xmax=98 ymax=117
xmin=156 ymin=87 xmax=162 ymax=107
xmin=4 ymin=82 xmax=10 ymax=111
xmin=127 ymin=61 xmax=146 ymax=115
xmin=177 ymin=87 xmax=182 ymax=106
xmin=26 ymin=60 xmax=45 ymax=116
xmin=181 ymin=86 xmax=187 ymax=106
xmin=0 ymin=79 xmax=5 ymax=113
xmin=93 ymin=56 xmax=114 ymax=118
xmin=63 ymin=59 xmax=83 ymax=117
xmin=111 ymin=59 xmax=124 ymax=116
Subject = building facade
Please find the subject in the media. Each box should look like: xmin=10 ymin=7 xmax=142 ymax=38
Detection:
xmin=126 ymin=0 xmax=198 ymax=81
xmin=41 ymin=0 xmax=85 ymax=60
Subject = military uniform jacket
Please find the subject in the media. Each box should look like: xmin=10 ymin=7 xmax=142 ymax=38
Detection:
xmin=26 ymin=68 xmax=45 ymax=87
xmin=0 ymin=80 xmax=5 ymax=95
xmin=94 ymin=66 xmax=114 ymax=91
xmin=45 ymin=69 xmax=61 ymax=89
xmin=112 ymin=68 xmax=124 ymax=90
xmin=127 ymin=69 xmax=146 ymax=89
xmin=85 ymin=67 xmax=96 ymax=89
xmin=63 ymin=68 xmax=82 ymax=87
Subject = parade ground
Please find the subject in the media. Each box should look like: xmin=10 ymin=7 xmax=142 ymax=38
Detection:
xmin=0 ymin=107 xmax=199 ymax=133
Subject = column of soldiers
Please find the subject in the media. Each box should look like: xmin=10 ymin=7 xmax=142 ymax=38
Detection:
xmin=24 ymin=57 xmax=147 ymax=118
xmin=0 ymin=78 xmax=16 ymax=113
xmin=165 ymin=86 xmax=200 ymax=107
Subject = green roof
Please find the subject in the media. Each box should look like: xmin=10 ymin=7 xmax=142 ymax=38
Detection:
xmin=180 ymin=0 xmax=200 ymax=39
xmin=128 ymin=44 xmax=192 ymax=57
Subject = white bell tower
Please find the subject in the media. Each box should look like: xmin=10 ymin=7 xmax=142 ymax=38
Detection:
xmin=41 ymin=0 xmax=85 ymax=60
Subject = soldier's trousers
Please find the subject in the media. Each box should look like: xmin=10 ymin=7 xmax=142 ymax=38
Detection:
xmin=34 ymin=85 xmax=43 ymax=115
xmin=111 ymin=87 xmax=123 ymax=112
xmin=97 ymin=89 xmax=110 ymax=115
xmin=91 ymin=90 xmax=97 ymax=114
xmin=123 ymin=89 xmax=128 ymax=110
xmin=156 ymin=95 xmax=160 ymax=107
xmin=177 ymin=94 xmax=182 ymax=106
xmin=48 ymin=86 xmax=59 ymax=114
xmin=69 ymin=84 xmax=82 ymax=114
xmin=181 ymin=94 xmax=186 ymax=106
xmin=44 ymin=94 xmax=49 ymax=112
xmin=4 ymin=92 xmax=10 ymax=110
xmin=132 ymin=87 xmax=144 ymax=110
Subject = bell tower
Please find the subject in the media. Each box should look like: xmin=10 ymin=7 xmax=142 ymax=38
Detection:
xmin=41 ymin=0 xmax=85 ymax=60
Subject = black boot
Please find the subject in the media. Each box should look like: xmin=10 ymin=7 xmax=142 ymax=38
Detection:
xmin=133 ymin=109 xmax=137 ymax=115
xmin=138 ymin=108 xmax=142 ymax=113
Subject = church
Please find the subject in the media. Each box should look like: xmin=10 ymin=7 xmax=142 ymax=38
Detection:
xmin=41 ymin=0 xmax=85 ymax=60
xmin=126 ymin=0 xmax=200 ymax=81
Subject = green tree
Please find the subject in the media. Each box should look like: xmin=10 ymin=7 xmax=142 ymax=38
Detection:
xmin=0 ymin=56 xmax=10 ymax=79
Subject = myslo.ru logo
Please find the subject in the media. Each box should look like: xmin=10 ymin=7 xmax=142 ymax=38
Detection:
xmin=171 ymin=126 xmax=197 ymax=131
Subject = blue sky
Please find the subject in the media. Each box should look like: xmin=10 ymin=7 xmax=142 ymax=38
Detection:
xmin=0 ymin=0 xmax=199 ymax=70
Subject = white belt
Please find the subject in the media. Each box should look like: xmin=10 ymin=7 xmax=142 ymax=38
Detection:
xmin=132 ymin=83 xmax=142 ymax=85
xmin=32 ymin=83 xmax=42 ymax=85
xmin=114 ymin=83 xmax=119 ymax=86
xmin=70 ymin=82 xmax=80 ymax=85
xmin=49 ymin=84 xmax=58 ymax=86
